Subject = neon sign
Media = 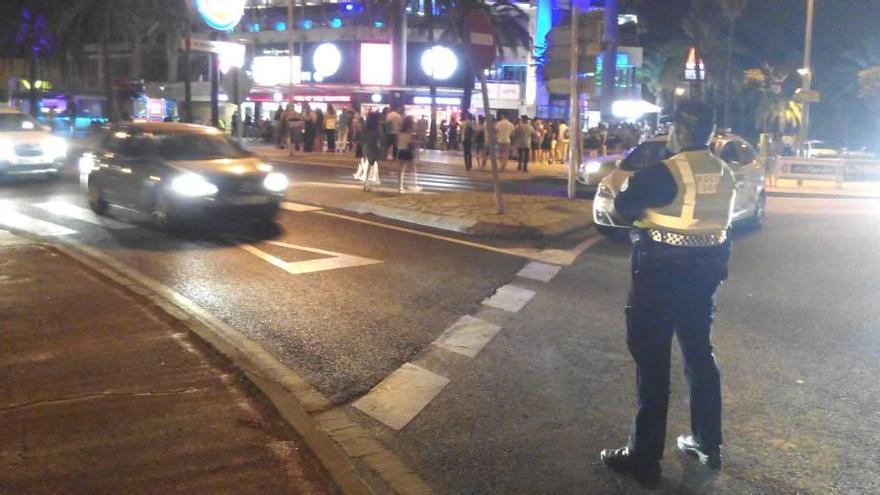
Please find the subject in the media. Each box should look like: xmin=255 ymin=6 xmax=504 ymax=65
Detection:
xmin=194 ymin=0 xmax=245 ymax=31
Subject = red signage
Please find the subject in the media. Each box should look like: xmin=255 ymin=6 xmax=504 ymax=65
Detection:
xmin=463 ymin=10 xmax=497 ymax=70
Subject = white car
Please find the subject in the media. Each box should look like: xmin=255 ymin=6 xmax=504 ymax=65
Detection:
xmin=577 ymin=152 xmax=625 ymax=186
xmin=593 ymin=132 xmax=767 ymax=237
xmin=0 ymin=107 xmax=68 ymax=177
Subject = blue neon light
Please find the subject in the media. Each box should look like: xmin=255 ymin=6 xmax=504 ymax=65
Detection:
xmin=330 ymin=18 xmax=342 ymax=28
xmin=275 ymin=21 xmax=286 ymax=31
xmin=373 ymin=20 xmax=384 ymax=28
xmin=344 ymin=3 xmax=354 ymax=11
xmin=535 ymin=0 xmax=552 ymax=55
xmin=302 ymin=19 xmax=313 ymax=29
xmin=195 ymin=0 xmax=245 ymax=31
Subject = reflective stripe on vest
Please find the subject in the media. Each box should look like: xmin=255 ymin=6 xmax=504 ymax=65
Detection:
xmin=634 ymin=150 xmax=736 ymax=235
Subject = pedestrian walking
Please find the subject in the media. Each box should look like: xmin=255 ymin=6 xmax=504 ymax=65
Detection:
xmin=386 ymin=107 xmax=402 ymax=159
xmin=303 ymin=105 xmax=315 ymax=152
xmin=337 ymin=109 xmax=351 ymax=153
xmin=416 ymin=115 xmax=429 ymax=148
xmin=531 ymin=118 xmax=543 ymax=164
xmin=494 ymin=113 xmax=515 ymax=172
xmin=556 ymin=121 xmax=569 ymax=164
xmin=540 ymin=122 xmax=553 ymax=164
xmin=314 ymin=109 xmax=325 ymax=151
xmin=360 ymin=112 xmax=386 ymax=191
xmin=474 ymin=116 xmax=487 ymax=169
xmin=514 ymin=116 xmax=534 ymax=173
xmin=397 ymin=116 xmax=421 ymax=192
xmin=324 ymin=104 xmax=338 ymax=152
xmin=288 ymin=105 xmax=304 ymax=152
xmin=231 ymin=110 xmax=240 ymax=138
xmin=600 ymin=100 xmax=735 ymax=483
xmin=462 ymin=113 xmax=474 ymax=171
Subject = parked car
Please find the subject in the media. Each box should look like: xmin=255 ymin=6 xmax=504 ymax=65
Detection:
xmin=0 ymin=107 xmax=68 ymax=177
xmin=84 ymin=122 xmax=288 ymax=228
xmin=593 ymin=132 xmax=767 ymax=237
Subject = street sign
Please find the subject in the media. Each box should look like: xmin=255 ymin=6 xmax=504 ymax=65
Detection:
xmin=795 ymin=88 xmax=821 ymax=103
xmin=220 ymin=67 xmax=251 ymax=105
xmin=463 ymin=10 xmax=497 ymax=70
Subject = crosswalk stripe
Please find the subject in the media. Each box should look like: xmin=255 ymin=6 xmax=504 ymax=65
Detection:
xmin=32 ymin=201 xmax=134 ymax=229
xmin=0 ymin=205 xmax=77 ymax=236
xmin=433 ymin=315 xmax=502 ymax=358
xmin=352 ymin=363 xmax=449 ymax=430
xmin=482 ymin=284 xmax=537 ymax=313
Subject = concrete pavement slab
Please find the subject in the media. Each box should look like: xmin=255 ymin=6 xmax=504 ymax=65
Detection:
xmin=433 ymin=315 xmax=503 ymax=359
xmin=353 ymin=363 xmax=450 ymax=431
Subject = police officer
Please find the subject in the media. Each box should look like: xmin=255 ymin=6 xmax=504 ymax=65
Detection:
xmin=600 ymin=100 xmax=735 ymax=482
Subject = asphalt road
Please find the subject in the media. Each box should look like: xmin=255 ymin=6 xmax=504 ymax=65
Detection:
xmin=3 ymin=173 xmax=878 ymax=493
xmin=0 ymin=176 xmax=552 ymax=404
xmin=353 ymin=195 xmax=880 ymax=494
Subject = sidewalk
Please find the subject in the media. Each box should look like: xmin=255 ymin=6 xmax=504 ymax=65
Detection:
xmin=0 ymin=235 xmax=337 ymax=494
xmin=249 ymin=143 xmax=570 ymax=182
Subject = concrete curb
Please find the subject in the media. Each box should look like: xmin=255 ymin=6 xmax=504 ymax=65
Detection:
xmin=47 ymin=239 xmax=434 ymax=495
xmin=342 ymin=202 xmax=591 ymax=239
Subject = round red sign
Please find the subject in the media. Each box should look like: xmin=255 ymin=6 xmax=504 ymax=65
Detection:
xmin=463 ymin=10 xmax=497 ymax=70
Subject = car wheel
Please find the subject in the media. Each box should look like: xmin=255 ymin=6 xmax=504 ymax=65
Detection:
xmin=150 ymin=194 xmax=177 ymax=230
xmin=748 ymin=191 xmax=767 ymax=229
xmin=87 ymin=180 xmax=108 ymax=215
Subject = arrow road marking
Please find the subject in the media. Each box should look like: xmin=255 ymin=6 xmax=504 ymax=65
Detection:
xmin=232 ymin=239 xmax=382 ymax=276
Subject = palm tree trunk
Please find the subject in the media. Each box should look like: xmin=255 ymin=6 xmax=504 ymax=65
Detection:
xmin=723 ymin=16 xmax=734 ymax=129
xmin=28 ymin=52 xmax=39 ymax=117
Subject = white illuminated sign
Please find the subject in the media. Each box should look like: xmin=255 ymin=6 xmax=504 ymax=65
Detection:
xmin=421 ymin=46 xmax=458 ymax=80
xmin=195 ymin=0 xmax=245 ymax=31
xmin=217 ymin=41 xmax=246 ymax=73
xmin=360 ymin=43 xmax=393 ymax=85
xmin=253 ymin=56 xmax=302 ymax=86
xmin=413 ymin=96 xmax=461 ymax=106
xmin=371 ymin=93 xmax=382 ymax=103
xmin=313 ymin=43 xmax=342 ymax=79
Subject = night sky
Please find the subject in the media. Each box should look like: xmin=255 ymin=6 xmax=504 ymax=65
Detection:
xmin=637 ymin=0 xmax=880 ymax=147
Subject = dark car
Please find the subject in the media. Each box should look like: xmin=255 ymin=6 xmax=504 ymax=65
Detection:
xmin=84 ymin=123 xmax=288 ymax=228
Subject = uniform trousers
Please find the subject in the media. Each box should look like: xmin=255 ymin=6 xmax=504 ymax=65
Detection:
xmin=625 ymin=234 xmax=730 ymax=460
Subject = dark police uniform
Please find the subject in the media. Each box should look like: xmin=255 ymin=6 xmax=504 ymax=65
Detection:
xmin=612 ymin=142 xmax=736 ymax=465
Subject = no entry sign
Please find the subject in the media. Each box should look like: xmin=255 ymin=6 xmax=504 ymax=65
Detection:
xmin=463 ymin=10 xmax=497 ymax=70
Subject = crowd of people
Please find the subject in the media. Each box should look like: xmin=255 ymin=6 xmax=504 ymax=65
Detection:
xmin=236 ymin=104 xmax=656 ymax=191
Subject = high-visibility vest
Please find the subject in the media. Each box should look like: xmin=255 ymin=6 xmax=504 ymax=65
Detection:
xmin=633 ymin=150 xmax=736 ymax=235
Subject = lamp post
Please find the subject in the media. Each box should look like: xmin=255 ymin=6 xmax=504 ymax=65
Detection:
xmin=797 ymin=0 xmax=815 ymax=152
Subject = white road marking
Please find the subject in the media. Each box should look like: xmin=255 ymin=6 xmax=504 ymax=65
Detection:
xmin=232 ymin=238 xmax=382 ymax=275
xmin=281 ymin=201 xmax=323 ymax=212
xmin=482 ymin=284 xmax=537 ymax=313
xmin=0 ymin=229 xmax=30 ymax=246
xmin=352 ymin=363 xmax=449 ymax=431
xmin=433 ymin=315 xmax=503 ymax=358
xmin=0 ymin=203 xmax=76 ymax=237
xmin=32 ymin=201 xmax=134 ymax=229
xmin=313 ymin=209 xmax=601 ymax=265
xmin=516 ymin=261 xmax=562 ymax=283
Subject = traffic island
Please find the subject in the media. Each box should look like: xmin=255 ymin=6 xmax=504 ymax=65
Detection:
xmin=344 ymin=191 xmax=593 ymax=238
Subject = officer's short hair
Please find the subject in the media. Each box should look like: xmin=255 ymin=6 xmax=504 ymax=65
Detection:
xmin=674 ymin=100 xmax=715 ymax=143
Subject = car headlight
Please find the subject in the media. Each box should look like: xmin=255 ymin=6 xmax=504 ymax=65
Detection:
xmin=597 ymin=183 xmax=615 ymax=199
xmin=0 ymin=138 xmax=13 ymax=161
xmin=263 ymin=172 xmax=288 ymax=192
xmin=78 ymin=153 xmax=96 ymax=174
xmin=583 ymin=161 xmax=602 ymax=174
xmin=171 ymin=173 xmax=218 ymax=197
xmin=257 ymin=163 xmax=274 ymax=173
xmin=43 ymin=136 xmax=68 ymax=159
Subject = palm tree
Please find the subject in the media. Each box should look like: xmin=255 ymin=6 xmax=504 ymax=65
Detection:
xmin=431 ymin=0 xmax=531 ymax=116
xmin=744 ymin=64 xmax=802 ymax=136
xmin=1 ymin=1 xmax=54 ymax=116
xmin=55 ymin=0 xmax=147 ymax=120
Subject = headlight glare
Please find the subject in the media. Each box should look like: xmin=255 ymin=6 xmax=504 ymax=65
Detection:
xmin=43 ymin=136 xmax=68 ymax=159
xmin=171 ymin=173 xmax=218 ymax=196
xmin=263 ymin=172 xmax=288 ymax=192
xmin=583 ymin=161 xmax=602 ymax=174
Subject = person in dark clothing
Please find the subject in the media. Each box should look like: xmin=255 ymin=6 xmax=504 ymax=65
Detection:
xmin=462 ymin=113 xmax=474 ymax=171
xmin=600 ymin=101 xmax=736 ymax=484
xmin=303 ymin=108 xmax=315 ymax=152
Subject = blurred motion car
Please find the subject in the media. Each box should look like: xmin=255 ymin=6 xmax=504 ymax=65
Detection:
xmin=593 ymin=132 xmax=767 ymax=237
xmin=0 ymin=107 xmax=68 ymax=177
xmin=83 ymin=122 xmax=288 ymax=228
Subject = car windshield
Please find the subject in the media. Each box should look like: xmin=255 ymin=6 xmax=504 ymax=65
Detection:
xmin=151 ymin=132 xmax=250 ymax=160
xmin=620 ymin=141 xmax=670 ymax=171
xmin=0 ymin=113 xmax=41 ymax=132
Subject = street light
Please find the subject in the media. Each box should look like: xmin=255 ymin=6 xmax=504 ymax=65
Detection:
xmin=674 ymin=86 xmax=687 ymax=96
xmin=797 ymin=0 xmax=815 ymax=154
